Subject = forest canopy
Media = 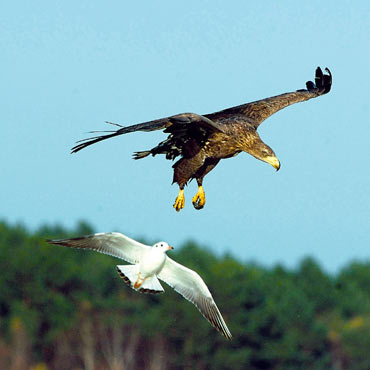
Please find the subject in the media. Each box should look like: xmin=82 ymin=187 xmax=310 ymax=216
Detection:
xmin=0 ymin=220 xmax=369 ymax=370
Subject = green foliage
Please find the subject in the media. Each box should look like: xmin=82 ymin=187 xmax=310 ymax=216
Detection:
xmin=0 ymin=220 xmax=369 ymax=369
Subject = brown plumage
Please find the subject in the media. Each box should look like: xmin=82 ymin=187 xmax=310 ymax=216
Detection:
xmin=72 ymin=67 xmax=332 ymax=211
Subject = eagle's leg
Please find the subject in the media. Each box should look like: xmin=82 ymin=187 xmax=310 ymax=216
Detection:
xmin=172 ymin=155 xmax=206 ymax=212
xmin=192 ymin=158 xmax=221 ymax=210
xmin=173 ymin=186 xmax=185 ymax=212
xmin=192 ymin=180 xmax=206 ymax=210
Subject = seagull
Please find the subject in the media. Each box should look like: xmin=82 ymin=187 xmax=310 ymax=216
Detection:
xmin=47 ymin=232 xmax=232 ymax=339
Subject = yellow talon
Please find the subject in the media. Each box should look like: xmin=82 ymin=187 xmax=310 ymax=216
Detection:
xmin=192 ymin=186 xmax=206 ymax=210
xmin=173 ymin=189 xmax=185 ymax=212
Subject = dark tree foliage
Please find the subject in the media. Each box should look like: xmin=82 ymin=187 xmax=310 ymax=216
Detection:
xmin=0 ymin=220 xmax=369 ymax=370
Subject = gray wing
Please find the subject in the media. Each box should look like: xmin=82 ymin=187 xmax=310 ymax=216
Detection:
xmin=71 ymin=113 xmax=225 ymax=153
xmin=158 ymin=257 xmax=232 ymax=340
xmin=206 ymin=67 xmax=332 ymax=128
xmin=47 ymin=232 xmax=149 ymax=264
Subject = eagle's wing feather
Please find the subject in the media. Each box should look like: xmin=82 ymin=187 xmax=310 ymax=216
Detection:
xmin=71 ymin=113 xmax=223 ymax=153
xmin=207 ymin=67 xmax=332 ymax=128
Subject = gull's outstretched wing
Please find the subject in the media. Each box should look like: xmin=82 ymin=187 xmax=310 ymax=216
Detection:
xmin=47 ymin=232 xmax=149 ymax=264
xmin=158 ymin=257 xmax=232 ymax=339
xmin=71 ymin=113 xmax=225 ymax=154
xmin=207 ymin=67 xmax=332 ymax=128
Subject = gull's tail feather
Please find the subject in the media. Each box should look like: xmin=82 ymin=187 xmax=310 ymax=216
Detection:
xmin=116 ymin=265 xmax=164 ymax=294
xmin=116 ymin=265 xmax=138 ymax=288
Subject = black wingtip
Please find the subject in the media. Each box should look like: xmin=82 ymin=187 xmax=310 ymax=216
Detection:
xmin=105 ymin=121 xmax=124 ymax=128
xmin=305 ymin=66 xmax=332 ymax=95
xmin=46 ymin=239 xmax=63 ymax=246
xmin=323 ymin=67 xmax=332 ymax=93
xmin=306 ymin=81 xmax=315 ymax=90
xmin=70 ymin=131 xmax=119 ymax=153
xmin=46 ymin=236 xmax=88 ymax=245
xmin=70 ymin=144 xmax=84 ymax=154
xmin=315 ymin=67 xmax=324 ymax=89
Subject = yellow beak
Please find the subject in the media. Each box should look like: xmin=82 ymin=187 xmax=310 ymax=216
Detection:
xmin=265 ymin=156 xmax=280 ymax=171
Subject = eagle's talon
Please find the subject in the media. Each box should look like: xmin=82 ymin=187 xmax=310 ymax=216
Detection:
xmin=193 ymin=200 xmax=204 ymax=210
xmin=192 ymin=186 xmax=205 ymax=210
xmin=173 ymin=189 xmax=185 ymax=212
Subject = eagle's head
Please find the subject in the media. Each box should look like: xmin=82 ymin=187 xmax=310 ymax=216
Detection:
xmin=248 ymin=142 xmax=280 ymax=171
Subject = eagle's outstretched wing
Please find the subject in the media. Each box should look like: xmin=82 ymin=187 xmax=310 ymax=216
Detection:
xmin=71 ymin=113 xmax=224 ymax=154
xmin=72 ymin=67 xmax=331 ymax=155
xmin=206 ymin=67 xmax=332 ymax=128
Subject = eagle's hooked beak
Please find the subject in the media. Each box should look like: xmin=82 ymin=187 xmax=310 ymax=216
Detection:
xmin=265 ymin=156 xmax=281 ymax=171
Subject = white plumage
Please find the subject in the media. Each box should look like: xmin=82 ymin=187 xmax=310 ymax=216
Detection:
xmin=48 ymin=232 xmax=232 ymax=339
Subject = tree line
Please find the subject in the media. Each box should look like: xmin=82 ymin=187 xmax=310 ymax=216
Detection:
xmin=0 ymin=220 xmax=369 ymax=370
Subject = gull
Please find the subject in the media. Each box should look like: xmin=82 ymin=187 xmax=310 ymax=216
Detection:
xmin=47 ymin=232 xmax=232 ymax=339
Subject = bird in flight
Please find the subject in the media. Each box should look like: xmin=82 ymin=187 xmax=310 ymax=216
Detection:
xmin=72 ymin=67 xmax=332 ymax=212
xmin=47 ymin=232 xmax=232 ymax=339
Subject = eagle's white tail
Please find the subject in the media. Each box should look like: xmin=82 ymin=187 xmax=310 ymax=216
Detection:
xmin=116 ymin=265 xmax=164 ymax=294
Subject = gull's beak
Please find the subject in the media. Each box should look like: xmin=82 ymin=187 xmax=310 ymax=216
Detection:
xmin=265 ymin=156 xmax=280 ymax=171
xmin=168 ymin=245 xmax=174 ymax=250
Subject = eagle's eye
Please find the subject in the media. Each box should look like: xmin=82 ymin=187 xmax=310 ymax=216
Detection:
xmin=262 ymin=148 xmax=272 ymax=156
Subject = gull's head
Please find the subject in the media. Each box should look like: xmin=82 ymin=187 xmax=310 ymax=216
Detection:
xmin=153 ymin=241 xmax=174 ymax=253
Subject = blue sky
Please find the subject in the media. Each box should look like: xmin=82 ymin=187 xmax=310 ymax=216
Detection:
xmin=1 ymin=1 xmax=369 ymax=272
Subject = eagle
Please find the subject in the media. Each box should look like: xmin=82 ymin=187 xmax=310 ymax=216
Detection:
xmin=72 ymin=67 xmax=332 ymax=212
